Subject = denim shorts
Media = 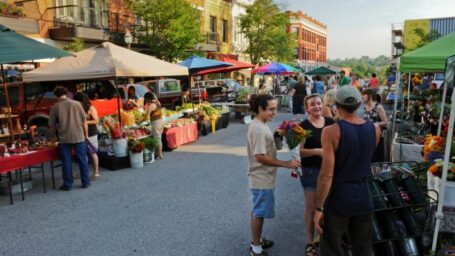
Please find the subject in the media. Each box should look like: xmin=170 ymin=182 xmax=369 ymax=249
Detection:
xmin=300 ymin=166 xmax=321 ymax=192
xmin=251 ymin=189 xmax=275 ymax=219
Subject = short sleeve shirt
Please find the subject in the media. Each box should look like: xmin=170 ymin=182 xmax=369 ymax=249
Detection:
xmin=247 ymin=119 xmax=277 ymax=189
xmin=48 ymin=98 xmax=86 ymax=144
xmin=339 ymin=76 xmax=351 ymax=86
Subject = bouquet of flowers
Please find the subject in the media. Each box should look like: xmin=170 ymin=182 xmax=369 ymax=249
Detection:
xmin=127 ymin=138 xmax=145 ymax=153
xmin=278 ymin=120 xmax=312 ymax=150
xmin=103 ymin=118 xmax=126 ymax=140
xmin=278 ymin=120 xmax=312 ymax=178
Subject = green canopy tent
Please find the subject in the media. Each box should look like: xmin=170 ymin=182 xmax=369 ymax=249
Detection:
xmin=0 ymin=25 xmax=69 ymax=65
xmin=305 ymin=66 xmax=336 ymax=75
xmin=0 ymin=25 xmax=69 ymax=139
xmin=400 ymin=31 xmax=455 ymax=73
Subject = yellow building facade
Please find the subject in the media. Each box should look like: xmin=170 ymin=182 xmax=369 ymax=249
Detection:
xmin=186 ymin=0 xmax=233 ymax=55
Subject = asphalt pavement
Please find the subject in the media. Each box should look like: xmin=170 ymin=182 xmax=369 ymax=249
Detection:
xmin=0 ymin=112 xmax=306 ymax=256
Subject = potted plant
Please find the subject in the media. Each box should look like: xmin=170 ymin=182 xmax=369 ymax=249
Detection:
xmin=141 ymin=136 xmax=159 ymax=163
xmin=127 ymin=138 xmax=145 ymax=168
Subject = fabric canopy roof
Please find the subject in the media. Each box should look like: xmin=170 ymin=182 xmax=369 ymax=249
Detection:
xmin=306 ymin=66 xmax=336 ymax=75
xmin=400 ymin=31 xmax=455 ymax=73
xmin=23 ymin=42 xmax=188 ymax=82
xmin=252 ymin=62 xmax=298 ymax=75
xmin=0 ymin=25 xmax=69 ymax=64
xmin=178 ymin=55 xmax=232 ymax=74
xmin=194 ymin=57 xmax=254 ymax=75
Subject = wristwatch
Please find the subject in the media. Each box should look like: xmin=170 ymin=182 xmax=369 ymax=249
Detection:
xmin=315 ymin=207 xmax=324 ymax=212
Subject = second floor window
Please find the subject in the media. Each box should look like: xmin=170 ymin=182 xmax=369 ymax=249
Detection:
xmin=55 ymin=0 xmax=108 ymax=28
xmin=210 ymin=16 xmax=217 ymax=34
xmin=222 ymin=19 xmax=228 ymax=43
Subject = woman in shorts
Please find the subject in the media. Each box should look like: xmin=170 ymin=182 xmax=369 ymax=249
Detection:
xmin=299 ymin=94 xmax=335 ymax=256
xmin=143 ymin=92 xmax=164 ymax=159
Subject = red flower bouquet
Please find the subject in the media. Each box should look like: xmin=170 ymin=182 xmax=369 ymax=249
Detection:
xmin=278 ymin=120 xmax=312 ymax=149
xmin=104 ymin=119 xmax=126 ymax=140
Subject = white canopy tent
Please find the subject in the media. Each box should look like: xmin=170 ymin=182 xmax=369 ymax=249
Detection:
xmin=23 ymin=42 xmax=188 ymax=82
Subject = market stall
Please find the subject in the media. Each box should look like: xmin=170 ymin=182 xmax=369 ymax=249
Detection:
xmin=0 ymin=25 xmax=70 ymax=204
xmin=22 ymin=42 xmax=190 ymax=170
xmin=391 ymin=33 xmax=455 ymax=253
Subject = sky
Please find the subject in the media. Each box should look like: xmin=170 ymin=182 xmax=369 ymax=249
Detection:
xmin=281 ymin=0 xmax=455 ymax=60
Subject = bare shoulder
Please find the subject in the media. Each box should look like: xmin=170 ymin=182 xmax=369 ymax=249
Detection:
xmin=322 ymin=123 xmax=339 ymax=137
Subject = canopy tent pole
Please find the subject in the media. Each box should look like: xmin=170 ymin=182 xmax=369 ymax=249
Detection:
xmin=437 ymin=82 xmax=448 ymax=135
xmin=406 ymin=73 xmax=411 ymax=112
xmin=431 ymin=87 xmax=455 ymax=252
xmin=0 ymin=64 xmax=13 ymax=141
xmin=114 ymin=78 xmax=122 ymax=126
xmin=391 ymin=72 xmax=401 ymax=140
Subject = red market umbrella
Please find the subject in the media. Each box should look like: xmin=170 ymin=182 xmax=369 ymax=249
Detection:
xmin=194 ymin=58 xmax=254 ymax=75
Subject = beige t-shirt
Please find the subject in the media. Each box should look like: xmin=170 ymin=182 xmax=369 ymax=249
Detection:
xmin=247 ymin=118 xmax=277 ymax=189
xmin=48 ymin=98 xmax=86 ymax=144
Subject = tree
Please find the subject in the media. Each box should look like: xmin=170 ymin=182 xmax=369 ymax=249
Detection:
xmin=132 ymin=0 xmax=201 ymax=62
xmin=407 ymin=28 xmax=440 ymax=51
xmin=327 ymin=55 xmax=391 ymax=83
xmin=63 ymin=38 xmax=84 ymax=53
xmin=239 ymin=0 xmax=294 ymax=65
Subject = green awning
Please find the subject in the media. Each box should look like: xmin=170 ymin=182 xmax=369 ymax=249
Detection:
xmin=0 ymin=25 xmax=69 ymax=64
xmin=306 ymin=66 xmax=336 ymax=75
xmin=399 ymin=31 xmax=455 ymax=73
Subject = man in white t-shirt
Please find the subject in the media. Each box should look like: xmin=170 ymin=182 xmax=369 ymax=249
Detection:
xmin=247 ymin=94 xmax=300 ymax=256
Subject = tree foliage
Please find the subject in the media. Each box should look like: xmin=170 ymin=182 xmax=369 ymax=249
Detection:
xmin=239 ymin=0 xmax=294 ymax=65
xmin=63 ymin=38 xmax=84 ymax=53
xmin=406 ymin=28 xmax=440 ymax=52
xmin=132 ymin=0 xmax=201 ymax=62
xmin=327 ymin=55 xmax=391 ymax=83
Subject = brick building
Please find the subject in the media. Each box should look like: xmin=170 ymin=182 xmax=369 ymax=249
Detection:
xmin=287 ymin=11 xmax=327 ymax=72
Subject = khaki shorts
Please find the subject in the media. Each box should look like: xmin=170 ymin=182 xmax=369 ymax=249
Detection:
xmin=151 ymin=119 xmax=164 ymax=144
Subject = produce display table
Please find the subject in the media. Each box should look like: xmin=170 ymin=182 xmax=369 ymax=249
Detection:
xmin=163 ymin=122 xmax=198 ymax=150
xmin=0 ymin=146 xmax=60 ymax=204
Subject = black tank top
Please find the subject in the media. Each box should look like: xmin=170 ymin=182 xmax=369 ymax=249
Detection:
xmin=87 ymin=109 xmax=98 ymax=137
xmin=326 ymin=120 xmax=376 ymax=216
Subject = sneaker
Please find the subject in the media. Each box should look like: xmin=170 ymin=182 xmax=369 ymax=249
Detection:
xmin=59 ymin=185 xmax=71 ymax=191
xmin=250 ymin=248 xmax=269 ymax=256
xmin=250 ymin=238 xmax=274 ymax=249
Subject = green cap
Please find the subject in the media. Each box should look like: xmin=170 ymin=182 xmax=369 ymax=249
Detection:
xmin=335 ymin=86 xmax=361 ymax=105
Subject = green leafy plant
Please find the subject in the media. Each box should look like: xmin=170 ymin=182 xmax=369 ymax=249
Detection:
xmin=140 ymin=136 xmax=159 ymax=152
xmin=63 ymin=38 xmax=85 ymax=53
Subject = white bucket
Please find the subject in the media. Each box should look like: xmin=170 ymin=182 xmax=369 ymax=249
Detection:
xmin=113 ymin=138 xmax=128 ymax=157
xmin=129 ymin=151 xmax=144 ymax=168
xmin=443 ymin=181 xmax=455 ymax=207
xmin=143 ymin=149 xmax=155 ymax=164
xmin=106 ymin=138 xmax=115 ymax=156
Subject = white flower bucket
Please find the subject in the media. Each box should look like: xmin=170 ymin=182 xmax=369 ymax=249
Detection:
xmin=129 ymin=151 xmax=144 ymax=168
xmin=444 ymin=181 xmax=455 ymax=207
xmin=106 ymin=138 xmax=115 ymax=156
xmin=113 ymin=138 xmax=128 ymax=157
xmin=143 ymin=149 xmax=155 ymax=164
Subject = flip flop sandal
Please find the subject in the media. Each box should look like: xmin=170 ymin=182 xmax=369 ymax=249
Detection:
xmin=306 ymin=244 xmax=317 ymax=256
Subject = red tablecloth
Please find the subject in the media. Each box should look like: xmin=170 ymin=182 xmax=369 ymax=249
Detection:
xmin=0 ymin=147 xmax=60 ymax=174
xmin=164 ymin=122 xmax=198 ymax=149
